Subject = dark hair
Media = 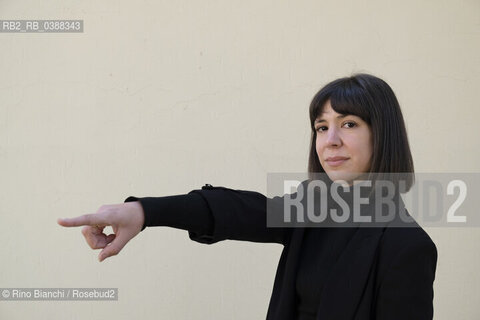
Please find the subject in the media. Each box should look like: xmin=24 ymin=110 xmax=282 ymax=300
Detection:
xmin=307 ymin=73 xmax=415 ymax=192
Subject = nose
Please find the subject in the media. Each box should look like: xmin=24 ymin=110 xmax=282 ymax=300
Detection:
xmin=325 ymin=126 xmax=342 ymax=147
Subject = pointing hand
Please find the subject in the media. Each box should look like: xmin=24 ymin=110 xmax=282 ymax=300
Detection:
xmin=57 ymin=201 xmax=145 ymax=262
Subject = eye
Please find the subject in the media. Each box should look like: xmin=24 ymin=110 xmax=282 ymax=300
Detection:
xmin=342 ymin=121 xmax=357 ymax=128
xmin=315 ymin=126 xmax=327 ymax=133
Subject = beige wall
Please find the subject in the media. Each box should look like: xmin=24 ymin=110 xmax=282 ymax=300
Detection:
xmin=1 ymin=0 xmax=479 ymax=319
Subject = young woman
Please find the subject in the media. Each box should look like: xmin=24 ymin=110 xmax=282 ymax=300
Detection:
xmin=58 ymin=73 xmax=438 ymax=319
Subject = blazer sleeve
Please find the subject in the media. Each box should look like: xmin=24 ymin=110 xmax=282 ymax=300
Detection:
xmin=124 ymin=183 xmax=293 ymax=246
xmin=186 ymin=184 xmax=292 ymax=245
xmin=124 ymin=192 xmax=214 ymax=235
xmin=375 ymin=238 xmax=438 ymax=319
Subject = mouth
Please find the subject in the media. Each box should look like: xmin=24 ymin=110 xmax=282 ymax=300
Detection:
xmin=325 ymin=157 xmax=349 ymax=167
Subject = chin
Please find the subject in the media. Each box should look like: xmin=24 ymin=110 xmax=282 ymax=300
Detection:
xmin=325 ymin=171 xmax=364 ymax=185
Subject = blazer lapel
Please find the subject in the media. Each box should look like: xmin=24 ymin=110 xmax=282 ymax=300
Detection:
xmin=269 ymin=226 xmax=306 ymax=320
xmin=314 ymin=183 xmax=406 ymax=319
xmin=315 ymin=225 xmax=386 ymax=319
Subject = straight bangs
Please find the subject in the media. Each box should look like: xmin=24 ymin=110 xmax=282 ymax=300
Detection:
xmin=309 ymin=78 xmax=372 ymax=130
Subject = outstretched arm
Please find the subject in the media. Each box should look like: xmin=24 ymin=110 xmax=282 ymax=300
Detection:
xmin=58 ymin=192 xmax=212 ymax=262
xmin=57 ymin=183 xmax=293 ymax=262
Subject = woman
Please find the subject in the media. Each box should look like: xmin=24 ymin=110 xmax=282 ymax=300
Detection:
xmin=58 ymin=73 xmax=438 ymax=319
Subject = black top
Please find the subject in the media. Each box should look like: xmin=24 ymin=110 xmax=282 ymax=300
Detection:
xmin=125 ymin=193 xmax=359 ymax=319
xmin=295 ymin=227 xmax=358 ymax=319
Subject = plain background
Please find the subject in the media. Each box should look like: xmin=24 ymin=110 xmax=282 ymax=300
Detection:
xmin=1 ymin=1 xmax=479 ymax=319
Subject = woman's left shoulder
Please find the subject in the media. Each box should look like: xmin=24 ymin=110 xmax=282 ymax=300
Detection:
xmin=381 ymin=220 xmax=436 ymax=250
xmin=377 ymin=220 xmax=438 ymax=273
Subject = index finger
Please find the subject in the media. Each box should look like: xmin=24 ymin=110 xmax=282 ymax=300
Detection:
xmin=57 ymin=213 xmax=106 ymax=227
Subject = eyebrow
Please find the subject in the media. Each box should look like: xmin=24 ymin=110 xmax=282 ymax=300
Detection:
xmin=314 ymin=114 xmax=348 ymax=124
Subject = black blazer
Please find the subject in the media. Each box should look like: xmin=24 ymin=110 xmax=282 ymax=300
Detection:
xmin=187 ymin=182 xmax=438 ymax=320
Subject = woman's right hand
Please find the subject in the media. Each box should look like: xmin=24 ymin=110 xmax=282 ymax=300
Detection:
xmin=57 ymin=201 xmax=145 ymax=262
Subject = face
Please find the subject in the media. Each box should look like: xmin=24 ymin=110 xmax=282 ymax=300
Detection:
xmin=314 ymin=100 xmax=373 ymax=185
